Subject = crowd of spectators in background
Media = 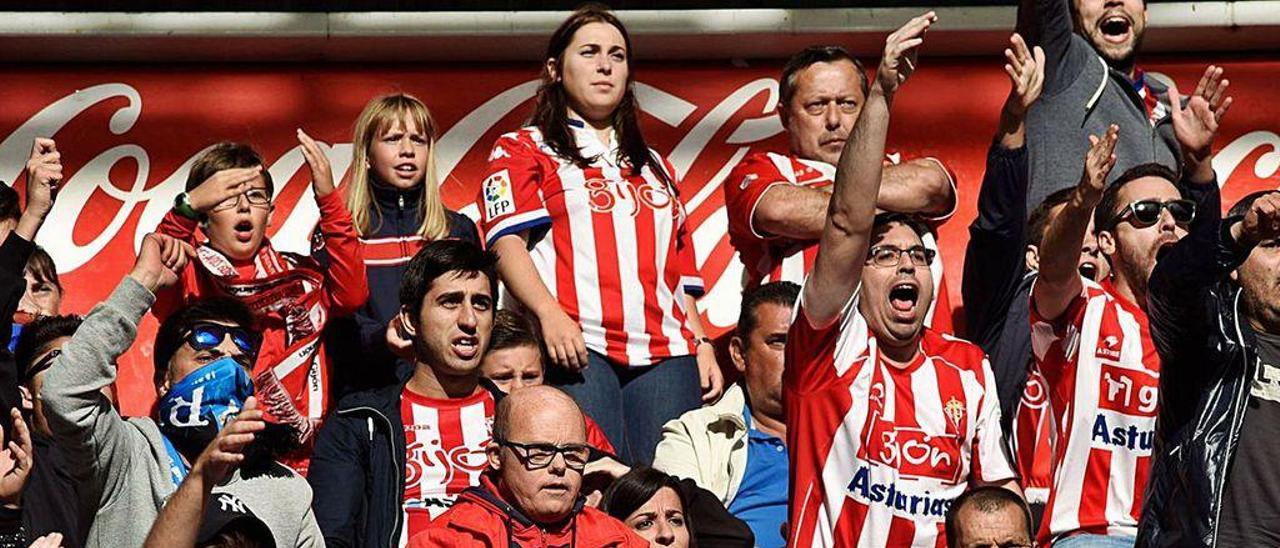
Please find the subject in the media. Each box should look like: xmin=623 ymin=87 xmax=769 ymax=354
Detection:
xmin=1 ymin=0 xmax=1278 ymax=547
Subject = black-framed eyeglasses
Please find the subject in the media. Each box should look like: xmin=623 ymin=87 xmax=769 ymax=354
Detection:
xmin=1115 ymin=198 xmax=1196 ymax=229
xmin=183 ymin=323 xmax=262 ymax=363
xmin=866 ymin=245 xmax=936 ymax=268
xmin=495 ymin=438 xmax=591 ymax=471
xmin=212 ymin=188 xmax=272 ymax=211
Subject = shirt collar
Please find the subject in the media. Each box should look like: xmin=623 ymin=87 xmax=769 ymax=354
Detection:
xmin=742 ymin=403 xmax=783 ymax=442
xmin=566 ymin=113 xmax=619 ymax=165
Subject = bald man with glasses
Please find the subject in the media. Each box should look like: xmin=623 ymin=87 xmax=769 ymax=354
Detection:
xmin=410 ymin=386 xmax=647 ymax=547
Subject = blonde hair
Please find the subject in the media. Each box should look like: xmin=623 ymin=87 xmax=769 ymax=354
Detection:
xmin=347 ymin=93 xmax=449 ymax=240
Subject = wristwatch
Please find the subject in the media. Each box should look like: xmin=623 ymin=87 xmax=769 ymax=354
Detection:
xmin=173 ymin=191 xmax=204 ymax=221
xmin=695 ymin=336 xmax=714 ymax=348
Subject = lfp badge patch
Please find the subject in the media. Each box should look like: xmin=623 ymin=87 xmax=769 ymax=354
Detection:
xmin=484 ymin=169 xmax=515 ymax=219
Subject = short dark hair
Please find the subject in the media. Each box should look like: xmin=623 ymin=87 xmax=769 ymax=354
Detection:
xmin=1093 ymin=162 xmax=1181 ymax=232
xmin=944 ymin=486 xmax=1032 ymax=548
xmin=1228 ymin=190 xmax=1280 ymax=219
xmin=153 ymin=297 xmax=258 ymax=386
xmin=186 ymin=143 xmax=274 ymax=197
xmin=489 ymin=309 xmax=542 ymax=354
xmin=869 ymin=212 xmax=933 ymax=253
xmin=737 ymin=281 xmax=800 ymax=339
xmin=398 ymin=240 xmax=498 ymax=319
xmin=14 ymin=314 xmax=82 ymax=385
xmin=1027 ymin=187 xmax=1077 ymax=247
xmin=24 ymin=246 xmax=61 ymax=292
xmin=0 ymin=184 xmax=19 ymax=224
xmin=780 ymin=46 xmax=869 ymax=108
xmin=601 ymin=466 xmax=694 ymax=543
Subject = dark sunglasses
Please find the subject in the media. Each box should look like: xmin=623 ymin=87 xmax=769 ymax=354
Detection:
xmin=1115 ymin=199 xmax=1196 ymax=229
xmin=24 ymin=349 xmax=62 ymax=384
xmin=496 ymin=438 xmax=592 ymax=471
xmin=184 ymin=323 xmax=262 ymax=362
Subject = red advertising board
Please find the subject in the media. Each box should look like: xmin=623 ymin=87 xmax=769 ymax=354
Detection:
xmin=2 ymin=58 xmax=1278 ymax=415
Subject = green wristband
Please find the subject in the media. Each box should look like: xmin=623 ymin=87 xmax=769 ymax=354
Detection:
xmin=173 ymin=192 xmax=205 ymax=222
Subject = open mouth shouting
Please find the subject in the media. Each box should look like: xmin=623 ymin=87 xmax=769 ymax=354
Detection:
xmin=233 ymin=219 xmax=256 ymax=243
xmin=888 ymin=281 xmax=921 ymax=321
xmin=1098 ymin=12 xmax=1134 ymax=45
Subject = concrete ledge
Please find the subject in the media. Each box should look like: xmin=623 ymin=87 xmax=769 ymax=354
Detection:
xmin=0 ymin=3 xmax=1276 ymax=61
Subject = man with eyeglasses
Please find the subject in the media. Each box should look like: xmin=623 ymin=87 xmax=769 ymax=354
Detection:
xmin=785 ymin=16 xmax=1019 ymax=548
xmin=410 ymin=385 xmax=647 ymax=547
xmin=1027 ymin=67 xmax=1226 ymax=547
xmin=41 ymin=232 xmax=323 ymax=548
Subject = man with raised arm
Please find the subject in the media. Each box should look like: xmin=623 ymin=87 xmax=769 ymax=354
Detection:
xmin=1021 ymin=0 xmax=1233 ymax=209
xmin=1027 ymin=72 xmax=1227 ymax=546
xmin=784 ymin=14 xmax=1018 ymax=548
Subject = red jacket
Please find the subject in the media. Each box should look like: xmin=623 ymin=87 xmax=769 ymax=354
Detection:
xmin=154 ymin=190 xmax=368 ymax=474
xmin=409 ymin=474 xmax=648 ymax=548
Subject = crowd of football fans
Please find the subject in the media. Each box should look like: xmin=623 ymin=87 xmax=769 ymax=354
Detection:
xmin=2 ymin=1 xmax=1278 ymax=547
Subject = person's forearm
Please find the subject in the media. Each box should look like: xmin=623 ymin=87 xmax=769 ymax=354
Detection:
xmin=1038 ymin=191 xmax=1094 ymax=286
xmin=996 ymin=102 xmax=1027 ymax=150
xmin=753 ymin=185 xmax=830 ymax=241
xmin=683 ymin=294 xmax=707 ymax=339
xmin=13 ymin=203 xmax=50 ymax=242
xmin=492 ymin=235 xmax=561 ymax=319
xmin=315 ymin=192 xmax=369 ymax=315
xmin=877 ymin=159 xmax=954 ymax=217
xmin=144 ymin=472 xmax=213 ymax=548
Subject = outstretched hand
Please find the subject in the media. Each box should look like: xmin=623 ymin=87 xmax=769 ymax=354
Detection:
xmin=1170 ymin=67 xmax=1231 ymax=182
xmin=876 ymin=12 xmax=936 ymax=96
xmin=1003 ymin=33 xmax=1045 ymax=117
xmin=1079 ymin=124 xmax=1120 ymax=199
xmin=297 ymin=129 xmax=337 ymax=198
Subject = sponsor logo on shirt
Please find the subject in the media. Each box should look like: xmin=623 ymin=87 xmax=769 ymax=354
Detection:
xmin=1090 ymin=410 xmax=1155 ymax=454
xmin=865 ymin=422 xmax=963 ymax=483
xmin=1098 ymin=363 xmax=1159 ymax=417
xmin=584 ymin=177 xmax=672 ymax=216
xmin=483 ymin=169 xmax=515 ymax=219
xmin=846 ymin=464 xmax=953 ymax=518
xmin=1250 ymin=361 xmax=1280 ymax=403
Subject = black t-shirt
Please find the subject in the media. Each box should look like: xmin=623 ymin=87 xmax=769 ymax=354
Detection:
xmin=1217 ymin=329 xmax=1280 ymax=545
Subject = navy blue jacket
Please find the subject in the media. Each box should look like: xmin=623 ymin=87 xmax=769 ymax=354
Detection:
xmin=327 ymin=183 xmax=479 ymax=396
xmin=309 ymin=378 xmax=503 ymax=548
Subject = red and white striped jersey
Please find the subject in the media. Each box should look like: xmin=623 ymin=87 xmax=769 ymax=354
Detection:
xmin=724 ymin=151 xmax=957 ymax=333
xmin=477 ymin=122 xmax=702 ymax=366
xmin=785 ymin=289 xmax=1014 ymax=548
xmin=1029 ymin=278 xmax=1159 ymax=543
xmin=400 ymin=387 xmax=496 ymax=546
xmin=1012 ymin=365 xmax=1055 ymax=505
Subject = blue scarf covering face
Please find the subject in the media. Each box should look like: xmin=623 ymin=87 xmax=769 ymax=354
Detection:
xmin=157 ymin=357 xmax=254 ymax=476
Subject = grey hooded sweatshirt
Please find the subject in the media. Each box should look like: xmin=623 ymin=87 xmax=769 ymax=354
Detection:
xmin=1024 ymin=0 xmax=1181 ymax=211
xmin=41 ymin=277 xmax=324 ymax=548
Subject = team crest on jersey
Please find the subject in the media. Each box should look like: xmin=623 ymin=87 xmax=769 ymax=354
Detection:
xmin=944 ymin=397 xmax=965 ymax=429
xmin=483 ymin=169 xmax=515 ymax=219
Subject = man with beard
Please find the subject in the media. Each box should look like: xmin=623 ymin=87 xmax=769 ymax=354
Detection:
xmin=41 ymin=233 xmax=322 ymax=548
xmin=1027 ymin=75 xmax=1225 ymax=546
xmin=1139 ymin=188 xmax=1280 ymax=547
xmin=785 ymin=14 xmax=1019 ymax=547
xmin=1021 ymin=0 xmax=1233 ymax=210
xmin=724 ymin=43 xmax=956 ymax=331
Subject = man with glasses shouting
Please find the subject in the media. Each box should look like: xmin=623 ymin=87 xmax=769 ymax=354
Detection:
xmin=785 ymin=13 xmax=1019 ymax=548
xmin=410 ymin=385 xmax=647 ymax=547
xmin=42 ymin=232 xmax=323 ymax=548
xmin=1027 ymin=69 xmax=1226 ymax=547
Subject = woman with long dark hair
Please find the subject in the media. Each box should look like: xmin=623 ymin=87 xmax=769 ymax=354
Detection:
xmin=476 ymin=4 xmax=722 ymax=465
